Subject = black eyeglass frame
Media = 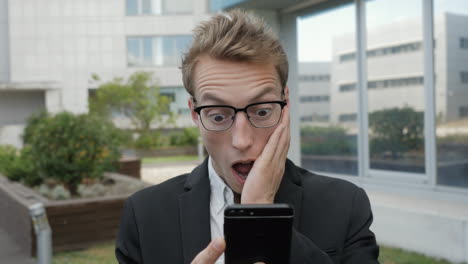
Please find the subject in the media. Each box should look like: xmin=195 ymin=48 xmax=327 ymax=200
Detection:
xmin=193 ymin=100 xmax=287 ymax=131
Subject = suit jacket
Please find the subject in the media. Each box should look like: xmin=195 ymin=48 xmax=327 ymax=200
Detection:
xmin=115 ymin=158 xmax=379 ymax=263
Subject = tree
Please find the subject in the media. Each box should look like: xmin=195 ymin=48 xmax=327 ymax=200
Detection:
xmin=89 ymin=72 xmax=175 ymax=135
xmin=369 ymin=107 xmax=424 ymax=160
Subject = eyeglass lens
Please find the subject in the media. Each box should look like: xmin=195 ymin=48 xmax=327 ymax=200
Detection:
xmin=199 ymin=102 xmax=283 ymax=131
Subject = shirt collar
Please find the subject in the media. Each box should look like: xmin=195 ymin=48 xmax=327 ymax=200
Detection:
xmin=208 ymin=156 xmax=234 ymax=215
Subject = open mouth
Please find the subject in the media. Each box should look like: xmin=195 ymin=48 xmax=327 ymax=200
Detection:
xmin=232 ymin=161 xmax=254 ymax=180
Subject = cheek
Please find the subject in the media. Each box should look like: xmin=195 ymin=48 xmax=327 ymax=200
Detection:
xmin=255 ymin=128 xmax=275 ymax=148
xmin=201 ymin=131 xmax=227 ymax=153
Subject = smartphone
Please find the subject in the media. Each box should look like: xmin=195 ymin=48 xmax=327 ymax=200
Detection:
xmin=224 ymin=204 xmax=294 ymax=264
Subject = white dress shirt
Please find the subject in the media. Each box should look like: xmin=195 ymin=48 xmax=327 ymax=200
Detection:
xmin=208 ymin=157 xmax=234 ymax=264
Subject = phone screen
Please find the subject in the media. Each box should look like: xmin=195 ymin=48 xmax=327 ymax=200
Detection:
xmin=224 ymin=204 xmax=294 ymax=264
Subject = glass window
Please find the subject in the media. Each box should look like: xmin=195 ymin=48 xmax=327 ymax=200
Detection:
xmin=143 ymin=37 xmax=153 ymax=65
xmin=142 ymin=0 xmax=152 ymax=14
xmin=126 ymin=0 xmax=138 ymax=15
xmin=126 ymin=0 xmax=193 ymax=16
xmin=460 ymin=37 xmax=468 ymax=49
xmin=366 ymin=0 xmax=425 ymax=174
xmin=461 ymin=72 xmax=468 ymax=83
xmin=127 ymin=38 xmax=141 ymax=67
xmin=298 ymin=3 xmax=358 ymax=176
xmin=126 ymin=36 xmax=192 ymax=67
xmin=435 ymin=0 xmax=468 ymax=188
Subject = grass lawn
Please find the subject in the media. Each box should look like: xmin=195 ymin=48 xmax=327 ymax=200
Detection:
xmin=53 ymin=243 xmax=116 ymax=264
xmin=53 ymin=243 xmax=461 ymax=264
xmin=141 ymin=155 xmax=200 ymax=165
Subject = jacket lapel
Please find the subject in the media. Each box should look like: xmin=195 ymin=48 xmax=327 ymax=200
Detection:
xmin=275 ymin=159 xmax=304 ymax=229
xmin=178 ymin=158 xmax=303 ymax=263
xmin=179 ymin=158 xmax=212 ymax=264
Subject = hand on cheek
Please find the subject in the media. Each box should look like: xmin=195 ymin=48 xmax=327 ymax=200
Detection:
xmin=241 ymin=105 xmax=290 ymax=204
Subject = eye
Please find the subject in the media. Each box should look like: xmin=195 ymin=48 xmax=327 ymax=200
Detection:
xmin=255 ymin=108 xmax=272 ymax=117
xmin=209 ymin=114 xmax=227 ymax=123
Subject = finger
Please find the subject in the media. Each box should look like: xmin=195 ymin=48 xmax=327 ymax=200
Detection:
xmin=281 ymin=103 xmax=290 ymax=126
xmin=273 ymin=110 xmax=290 ymax=160
xmin=191 ymin=237 xmax=225 ymax=264
xmin=259 ymin=124 xmax=285 ymax=162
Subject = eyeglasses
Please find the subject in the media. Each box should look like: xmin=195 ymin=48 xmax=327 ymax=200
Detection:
xmin=193 ymin=100 xmax=287 ymax=131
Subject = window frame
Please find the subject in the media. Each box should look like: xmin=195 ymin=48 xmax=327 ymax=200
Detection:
xmin=125 ymin=0 xmax=193 ymax=16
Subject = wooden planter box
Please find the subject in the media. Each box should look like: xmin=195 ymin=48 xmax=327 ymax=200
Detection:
xmin=123 ymin=145 xmax=199 ymax=158
xmin=0 ymin=172 xmax=148 ymax=256
xmin=116 ymin=157 xmax=141 ymax=179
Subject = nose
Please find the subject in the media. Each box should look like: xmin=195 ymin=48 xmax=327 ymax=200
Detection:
xmin=231 ymin=112 xmax=254 ymax=151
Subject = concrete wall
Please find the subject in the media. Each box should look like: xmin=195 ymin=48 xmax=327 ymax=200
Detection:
xmin=0 ymin=91 xmax=45 ymax=126
xmin=6 ymin=0 xmax=210 ymax=116
xmin=0 ymin=0 xmax=10 ymax=82
xmin=0 ymin=91 xmax=45 ymax=148
xmin=369 ymin=191 xmax=468 ymax=263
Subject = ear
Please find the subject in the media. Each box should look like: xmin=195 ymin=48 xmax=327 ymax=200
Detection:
xmin=284 ymin=86 xmax=290 ymax=104
xmin=188 ymin=97 xmax=200 ymax=126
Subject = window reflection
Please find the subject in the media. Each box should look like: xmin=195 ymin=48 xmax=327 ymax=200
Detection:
xmin=298 ymin=4 xmax=358 ymax=176
xmin=365 ymin=0 xmax=425 ymax=174
xmin=435 ymin=0 xmax=468 ymax=188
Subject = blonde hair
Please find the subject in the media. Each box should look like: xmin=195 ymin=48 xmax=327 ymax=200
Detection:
xmin=181 ymin=9 xmax=289 ymax=96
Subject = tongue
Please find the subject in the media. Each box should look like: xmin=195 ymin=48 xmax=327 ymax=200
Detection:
xmin=233 ymin=162 xmax=253 ymax=175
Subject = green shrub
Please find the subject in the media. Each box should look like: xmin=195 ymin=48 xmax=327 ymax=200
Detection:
xmin=0 ymin=145 xmax=38 ymax=185
xmin=0 ymin=145 xmax=20 ymax=180
xmin=300 ymin=126 xmax=356 ymax=156
xmin=134 ymin=131 xmax=162 ymax=149
xmin=437 ymin=134 xmax=468 ymax=145
xmin=27 ymin=112 xmax=121 ymax=193
xmin=23 ymin=110 xmax=48 ymax=145
xmin=169 ymin=127 xmax=199 ymax=147
xmin=369 ymin=107 xmax=424 ymax=159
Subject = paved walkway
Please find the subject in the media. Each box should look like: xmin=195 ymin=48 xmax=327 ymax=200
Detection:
xmin=141 ymin=160 xmax=200 ymax=185
xmin=0 ymin=228 xmax=35 ymax=264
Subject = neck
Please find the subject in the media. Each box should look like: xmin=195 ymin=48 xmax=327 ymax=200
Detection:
xmin=234 ymin=192 xmax=241 ymax=204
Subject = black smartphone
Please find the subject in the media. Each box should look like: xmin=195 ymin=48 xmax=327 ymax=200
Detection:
xmin=224 ymin=204 xmax=294 ymax=264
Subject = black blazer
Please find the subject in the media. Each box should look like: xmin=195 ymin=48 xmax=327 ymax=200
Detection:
xmin=116 ymin=158 xmax=379 ymax=263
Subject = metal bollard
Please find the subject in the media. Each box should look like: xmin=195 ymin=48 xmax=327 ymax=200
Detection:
xmin=29 ymin=203 xmax=52 ymax=264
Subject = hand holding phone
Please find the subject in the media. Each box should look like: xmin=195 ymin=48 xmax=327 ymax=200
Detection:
xmin=224 ymin=204 xmax=294 ymax=264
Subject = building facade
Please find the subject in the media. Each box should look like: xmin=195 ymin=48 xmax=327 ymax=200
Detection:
xmin=331 ymin=12 xmax=468 ymax=125
xmin=0 ymin=0 xmax=210 ymax=147
xmin=298 ymin=62 xmax=331 ymax=125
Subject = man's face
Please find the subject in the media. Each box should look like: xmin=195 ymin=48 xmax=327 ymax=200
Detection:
xmin=189 ymin=56 xmax=285 ymax=195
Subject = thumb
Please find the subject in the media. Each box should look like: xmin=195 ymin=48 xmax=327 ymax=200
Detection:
xmin=191 ymin=237 xmax=226 ymax=264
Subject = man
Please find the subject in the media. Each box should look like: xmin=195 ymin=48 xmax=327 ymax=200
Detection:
xmin=116 ymin=9 xmax=379 ymax=264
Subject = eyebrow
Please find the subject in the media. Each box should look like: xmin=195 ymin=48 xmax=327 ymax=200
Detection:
xmin=198 ymin=86 xmax=279 ymax=105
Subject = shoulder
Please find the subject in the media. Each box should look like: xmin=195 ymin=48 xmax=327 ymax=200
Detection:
xmin=293 ymin=165 xmax=367 ymax=207
xmin=127 ymin=173 xmax=189 ymax=208
xmin=298 ymin=166 xmax=359 ymax=192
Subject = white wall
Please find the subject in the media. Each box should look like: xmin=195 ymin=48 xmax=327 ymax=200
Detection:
xmin=5 ymin=0 xmax=209 ymax=121
xmin=0 ymin=0 xmax=10 ymax=82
